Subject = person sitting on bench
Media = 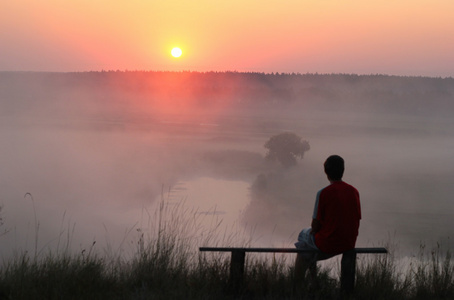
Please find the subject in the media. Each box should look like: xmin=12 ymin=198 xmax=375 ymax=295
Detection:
xmin=295 ymin=155 xmax=361 ymax=281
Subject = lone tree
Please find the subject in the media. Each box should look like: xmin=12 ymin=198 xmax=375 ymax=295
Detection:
xmin=264 ymin=132 xmax=310 ymax=167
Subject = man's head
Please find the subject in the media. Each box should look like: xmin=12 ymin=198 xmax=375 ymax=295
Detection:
xmin=324 ymin=155 xmax=344 ymax=181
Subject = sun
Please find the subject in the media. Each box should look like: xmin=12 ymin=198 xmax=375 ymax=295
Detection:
xmin=171 ymin=47 xmax=182 ymax=58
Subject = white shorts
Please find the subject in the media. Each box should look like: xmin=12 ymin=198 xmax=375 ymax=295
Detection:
xmin=295 ymin=227 xmax=319 ymax=251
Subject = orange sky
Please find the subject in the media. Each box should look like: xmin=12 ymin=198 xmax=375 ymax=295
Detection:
xmin=1 ymin=0 xmax=453 ymax=76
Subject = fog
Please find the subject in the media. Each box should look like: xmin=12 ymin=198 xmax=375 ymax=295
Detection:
xmin=1 ymin=72 xmax=453 ymax=258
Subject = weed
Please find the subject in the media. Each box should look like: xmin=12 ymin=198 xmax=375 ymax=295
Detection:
xmin=0 ymin=197 xmax=453 ymax=299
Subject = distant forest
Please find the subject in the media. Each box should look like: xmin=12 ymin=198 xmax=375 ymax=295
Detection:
xmin=1 ymin=71 xmax=453 ymax=117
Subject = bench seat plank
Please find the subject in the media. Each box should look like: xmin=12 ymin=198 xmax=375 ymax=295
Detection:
xmin=199 ymin=247 xmax=387 ymax=254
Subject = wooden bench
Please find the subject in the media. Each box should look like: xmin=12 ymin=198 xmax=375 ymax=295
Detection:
xmin=199 ymin=247 xmax=387 ymax=295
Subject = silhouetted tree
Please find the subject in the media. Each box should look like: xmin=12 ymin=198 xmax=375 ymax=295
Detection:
xmin=264 ymin=132 xmax=310 ymax=167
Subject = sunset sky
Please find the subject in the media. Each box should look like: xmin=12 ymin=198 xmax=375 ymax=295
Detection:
xmin=1 ymin=1 xmax=453 ymax=76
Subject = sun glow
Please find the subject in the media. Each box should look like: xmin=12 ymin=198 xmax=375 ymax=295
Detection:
xmin=171 ymin=47 xmax=182 ymax=58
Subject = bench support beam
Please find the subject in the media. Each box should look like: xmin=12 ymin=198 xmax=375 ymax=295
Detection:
xmin=230 ymin=250 xmax=245 ymax=291
xmin=340 ymin=249 xmax=357 ymax=295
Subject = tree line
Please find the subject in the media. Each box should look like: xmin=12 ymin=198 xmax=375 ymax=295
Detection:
xmin=1 ymin=71 xmax=453 ymax=116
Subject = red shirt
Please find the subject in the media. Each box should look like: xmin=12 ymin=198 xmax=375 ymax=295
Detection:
xmin=314 ymin=181 xmax=361 ymax=254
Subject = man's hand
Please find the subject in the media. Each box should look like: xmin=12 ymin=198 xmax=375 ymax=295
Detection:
xmin=311 ymin=218 xmax=321 ymax=234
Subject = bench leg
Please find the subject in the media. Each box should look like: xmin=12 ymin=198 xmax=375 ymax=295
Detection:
xmin=341 ymin=250 xmax=356 ymax=296
xmin=230 ymin=250 xmax=245 ymax=292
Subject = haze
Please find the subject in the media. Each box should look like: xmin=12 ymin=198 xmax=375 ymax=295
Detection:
xmin=1 ymin=72 xmax=453 ymax=258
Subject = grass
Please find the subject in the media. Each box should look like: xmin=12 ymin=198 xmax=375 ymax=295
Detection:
xmin=0 ymin=200 xmax=453 ymax=299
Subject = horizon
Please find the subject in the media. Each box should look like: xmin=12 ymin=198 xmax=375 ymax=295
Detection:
xmin=2 ymin=70 xmax=454 ymax=79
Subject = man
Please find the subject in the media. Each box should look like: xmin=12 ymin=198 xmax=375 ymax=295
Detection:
xmin=294 ymin=155 xmax=361 ymax=280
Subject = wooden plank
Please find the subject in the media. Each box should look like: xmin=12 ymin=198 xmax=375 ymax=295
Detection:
xmin=354 ymin=248 xmax=388 ymax=253
xmin=199 ymin=247 xmax=387 ymax=254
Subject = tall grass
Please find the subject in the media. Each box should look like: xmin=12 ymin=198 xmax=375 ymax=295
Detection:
xmin=0 ymin=197 xmax=453 ymax=299
xmin=411 ymin=244 xmax=454 ymax=299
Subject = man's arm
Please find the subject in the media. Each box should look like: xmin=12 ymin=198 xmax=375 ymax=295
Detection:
xmin=311 ymin=218 xmax=321 ymax=234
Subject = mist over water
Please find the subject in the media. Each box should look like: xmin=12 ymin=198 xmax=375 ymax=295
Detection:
xmin=1 ymin=72 xmax=453 ymax=259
